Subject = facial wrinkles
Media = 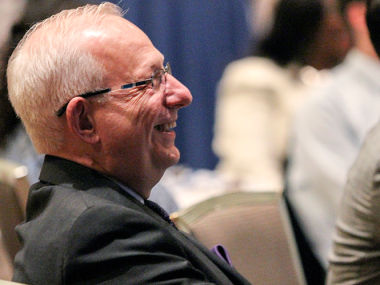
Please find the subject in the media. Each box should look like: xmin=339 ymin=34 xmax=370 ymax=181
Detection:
xmin=98 ymin=101 xmax=141 ymax=161
xmin=111 ymin=87 xmax=159 ymax=135
xmin=134 ymin=90 xmax=163 ymax=138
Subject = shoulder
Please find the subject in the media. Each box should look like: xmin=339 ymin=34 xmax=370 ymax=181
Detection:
xmin=306 ymin=53 xmax=371 ymax=108
xmin=220 ymin=56 xmax=290 ymax=89
xmin=331 ymin=123 xmax=380 ymax=271
xmin=336 ymin=123 xmax=380 ymax=223
xmin=346 ymin=123 xmax=380 ymax=185
xmin=27 ymin=182 xmax=150 ymax=230
xmin=19 ymin=184 xmax=184 ymax=283
xmin=292 ymin=72 xmax=345 ymax=127
xmin=16 ymin=184 xmax=148 ymax=283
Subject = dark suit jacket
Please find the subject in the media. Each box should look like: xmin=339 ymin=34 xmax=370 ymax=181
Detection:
xmin=13 ymin=155 xmax=251 ymax=284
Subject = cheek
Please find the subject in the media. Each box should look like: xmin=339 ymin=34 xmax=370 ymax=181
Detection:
xmin=96 ymin=94 xmax=162 ymax=148
xmin=94 ymin=105 xmax=132 ymax=148
xmin=127 ymin=95 xmax=162 ymax=133
xmin=100 ymin=99 xmax=144 ymax=129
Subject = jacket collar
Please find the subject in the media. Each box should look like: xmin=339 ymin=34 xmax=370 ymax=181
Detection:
xmin=37 ymin=155 xmax=157 ymax=217
xmin=38 ymin=155 xmax=144 ymax=208
xmin=39 ymin=155 xmax=116 ymax=190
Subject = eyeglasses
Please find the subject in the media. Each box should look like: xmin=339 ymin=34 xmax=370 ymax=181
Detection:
xmin=55 ymin=62 xmax=172 ymax=117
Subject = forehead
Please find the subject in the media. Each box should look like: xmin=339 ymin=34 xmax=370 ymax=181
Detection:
xmin=83 ymin=15 xmax=164 ymax=82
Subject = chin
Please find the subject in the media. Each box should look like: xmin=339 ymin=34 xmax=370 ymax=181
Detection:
xmin=159 ymin=148 xmax=180 ymax=169
xmin=167 ymin=152 xmax=180 ymax=167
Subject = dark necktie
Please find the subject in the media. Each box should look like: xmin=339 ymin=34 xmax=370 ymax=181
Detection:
xmin=145 ymin=199 xmax=178 ymax=229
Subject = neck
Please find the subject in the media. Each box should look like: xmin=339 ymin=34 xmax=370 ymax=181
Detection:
xmin=355 ymin=34 xmax=379 ymax=59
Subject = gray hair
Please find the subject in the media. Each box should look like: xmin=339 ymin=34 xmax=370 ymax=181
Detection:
xmin=7 ymin=2 xmax=122 ymax=153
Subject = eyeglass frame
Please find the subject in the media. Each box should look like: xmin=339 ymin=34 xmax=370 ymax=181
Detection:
xmin=55 ymin=62 xmax=172 ymax=117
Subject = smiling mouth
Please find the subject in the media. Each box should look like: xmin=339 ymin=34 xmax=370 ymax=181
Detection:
xmin=154 ymin=121 xmax=177 ymax=132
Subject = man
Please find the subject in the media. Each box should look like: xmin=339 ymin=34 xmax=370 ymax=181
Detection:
xmin=7 ymin=3 xmax=250 ymax=284
xmin=327 ymin=0 xmax=380 ymax=283
xmin=286 ymin=0 xmax=380 ymax=268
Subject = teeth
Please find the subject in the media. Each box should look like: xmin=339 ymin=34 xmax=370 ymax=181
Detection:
xmin=155 ymin=121 xmax=176 ymax=132
xmin=166 ymin=121 xmax=176 ymax=130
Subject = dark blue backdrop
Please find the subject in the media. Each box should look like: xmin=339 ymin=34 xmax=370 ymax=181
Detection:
xmin=109 ymin=0 xmax=252 ymax=169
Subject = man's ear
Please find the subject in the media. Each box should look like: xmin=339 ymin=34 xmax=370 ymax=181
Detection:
xmin=65 ymin=97 xmax=100 ymax=144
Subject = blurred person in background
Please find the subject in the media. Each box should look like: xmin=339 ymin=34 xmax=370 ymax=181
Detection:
xmin=327 ymin=0 xmax=380 ymax=283
xmin=213 ymin=0 xmax=350 ymax=192
xmin=0 ymin=0 xmax=27 ymax=164
xmin=286 ymin=0 xmax=380 ymax=273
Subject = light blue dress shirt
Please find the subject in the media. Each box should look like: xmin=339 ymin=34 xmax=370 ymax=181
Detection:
xmin=286 ymin=49 xmax=380 ymax=267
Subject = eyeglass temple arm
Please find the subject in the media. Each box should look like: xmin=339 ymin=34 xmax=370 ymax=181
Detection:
xmin=55 ymin=88 xmax=111 ymax=117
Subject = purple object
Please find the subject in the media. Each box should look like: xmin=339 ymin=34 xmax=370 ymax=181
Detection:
xmin=211 ymin=244 xmax=233 ymax=266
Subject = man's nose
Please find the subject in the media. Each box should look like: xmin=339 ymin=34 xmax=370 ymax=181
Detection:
xmin=164 ymin=74 xmax=192 ymax=109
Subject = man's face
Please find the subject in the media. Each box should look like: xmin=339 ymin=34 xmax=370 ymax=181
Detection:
xmin=86 ymin=16 xmax=192 ymax=192
xmin=308 ymin=8 xmax=351 ymax=69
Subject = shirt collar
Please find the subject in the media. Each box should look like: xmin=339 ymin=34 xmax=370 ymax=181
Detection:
xmin=345 ymin=49 xmax=380 ymax=90
xmin=107 ymin=177 xmax=145 ymax=204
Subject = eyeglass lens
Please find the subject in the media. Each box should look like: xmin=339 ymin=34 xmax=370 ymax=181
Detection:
xmin=152 ymin=63 xmax=172 ymax=89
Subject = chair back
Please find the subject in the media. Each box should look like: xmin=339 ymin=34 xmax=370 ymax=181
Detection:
xmin=171 ymin=191 xmax=306 ymax=285
xmin=0 ymin=159 xmax=29 ymax=280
